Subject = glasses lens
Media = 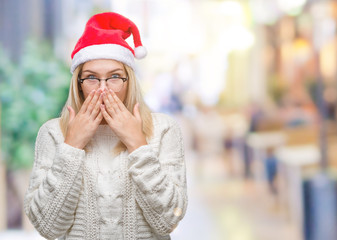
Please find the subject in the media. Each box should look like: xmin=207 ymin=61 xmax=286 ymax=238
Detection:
xmin=84 ymin=79 xmax=100 ymax=86
xmin=107 ymin=78 xmax=124 ymax=92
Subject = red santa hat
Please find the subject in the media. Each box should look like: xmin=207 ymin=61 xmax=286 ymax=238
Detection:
xmin=70 ymin=12 xmax=147 ymax=73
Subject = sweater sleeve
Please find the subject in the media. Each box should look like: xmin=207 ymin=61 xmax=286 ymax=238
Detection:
xmin=127 ymin=119 xmax=188 ymax=236
xmin=24 ymin=122 xmax=86 ymax=239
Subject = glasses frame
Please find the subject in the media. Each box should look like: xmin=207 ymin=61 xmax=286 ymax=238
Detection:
xmin=78 ymin=75 xmax=128 ymax=92
xmin=78 ymin=76 xmax=128 ymax=84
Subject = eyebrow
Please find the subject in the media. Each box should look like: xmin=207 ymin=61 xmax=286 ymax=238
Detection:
xmin=81 ymin=68 xmax=124 ymax=74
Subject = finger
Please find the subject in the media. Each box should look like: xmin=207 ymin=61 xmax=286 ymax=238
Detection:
xmin=91 ymin=92 xmax=103 ymax=119
xmin=107 ymin=90 xmax=121 ymax=114
xmin=80 ymin=89 xmax=96 ymax=113
xmin=103 ymin=91 xmax=116 ymax=117
xmin=87 ymin=89 xmax=102 ymax=114
xmin=67 ymin=106 xmax=76 ymax=123
xmin=133 ymin=102 xmax=141 ymax=121
xmin=100 ymin=104 xmax=113 ymax=122
xmin=94 ymin=111 xmax=104 ymax=124
xmin=109 ymin=89 xmax=126 ymax=112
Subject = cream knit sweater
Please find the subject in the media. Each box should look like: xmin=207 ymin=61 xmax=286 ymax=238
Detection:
xmin=24 ymin=112 xmax=187 ymax=240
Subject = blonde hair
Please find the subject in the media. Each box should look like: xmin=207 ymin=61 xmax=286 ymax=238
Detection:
xmin=59 ymin=63 xmax=153 ymax=155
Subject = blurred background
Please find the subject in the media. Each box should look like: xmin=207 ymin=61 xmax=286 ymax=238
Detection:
xmin=1 ymin=0 xmax=337 ymax=239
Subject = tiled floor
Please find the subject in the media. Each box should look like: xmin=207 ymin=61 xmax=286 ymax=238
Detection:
xmin=172 ymin=150 xmax=300 ymax=240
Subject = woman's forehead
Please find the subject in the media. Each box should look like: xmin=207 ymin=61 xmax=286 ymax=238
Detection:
xmin=82 ymin=59 xmax=124 ymax=72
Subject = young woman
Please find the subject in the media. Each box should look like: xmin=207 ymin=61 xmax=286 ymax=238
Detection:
xmin=24 ymin=12 xmax=187 ymax=240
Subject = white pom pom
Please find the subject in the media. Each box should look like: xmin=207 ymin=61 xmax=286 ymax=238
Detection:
xmin=134 ymin=46 xmax=147 ymax=59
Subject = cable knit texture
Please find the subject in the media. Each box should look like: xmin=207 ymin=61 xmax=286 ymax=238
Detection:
xmin=24 ymin=112 xmax=187 ymax=240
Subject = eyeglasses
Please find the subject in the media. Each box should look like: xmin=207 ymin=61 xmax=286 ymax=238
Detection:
xmin=78 ymin=75 xmax=128 ymax=92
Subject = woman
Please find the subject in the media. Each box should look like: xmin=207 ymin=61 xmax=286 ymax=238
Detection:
xmin=24 ymin=12 xmax=187 ymax=240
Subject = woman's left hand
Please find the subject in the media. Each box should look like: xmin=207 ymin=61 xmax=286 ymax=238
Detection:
xmin=101 ymin=89 xmax=147 ymax=153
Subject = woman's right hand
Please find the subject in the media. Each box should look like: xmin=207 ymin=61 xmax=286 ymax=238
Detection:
xmin=64 ymin=89 xmax=103 ymax=149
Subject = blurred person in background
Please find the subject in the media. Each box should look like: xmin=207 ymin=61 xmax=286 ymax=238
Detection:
xmin=241 ymin=102 xmax=264 ymax=179
xmin=264 ymin=147 xmax=278 ymax=195
xmin=23 ymin=12 xmax=187 ymax=240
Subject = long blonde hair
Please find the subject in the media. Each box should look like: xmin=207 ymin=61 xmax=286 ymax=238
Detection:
xmin=59 ymin=63 xmax=153 ymax=155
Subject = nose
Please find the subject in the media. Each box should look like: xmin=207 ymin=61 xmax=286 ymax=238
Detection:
xmin=98 ymin=80 xmax=108 ymax=92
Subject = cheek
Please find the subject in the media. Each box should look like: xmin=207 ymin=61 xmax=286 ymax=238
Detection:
xmin=81 ymin=85 xmax=92 ymax=99
xmin=115 ymin=82 xmax=128 ymax=102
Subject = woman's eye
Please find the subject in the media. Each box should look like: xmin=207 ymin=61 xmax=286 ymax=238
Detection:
xmin=111 ymin=74 xmax=120 ymax=79
xmin=88 ymin=75 xmax=97 ymax=79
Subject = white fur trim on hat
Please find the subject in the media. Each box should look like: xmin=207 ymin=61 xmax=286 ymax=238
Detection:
xmin=71 ymin=44 xmax=135 ymax=73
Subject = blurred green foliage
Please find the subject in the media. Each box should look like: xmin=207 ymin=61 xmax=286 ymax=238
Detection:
xmin=0 ymin=39 xmax=70 ymax=169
